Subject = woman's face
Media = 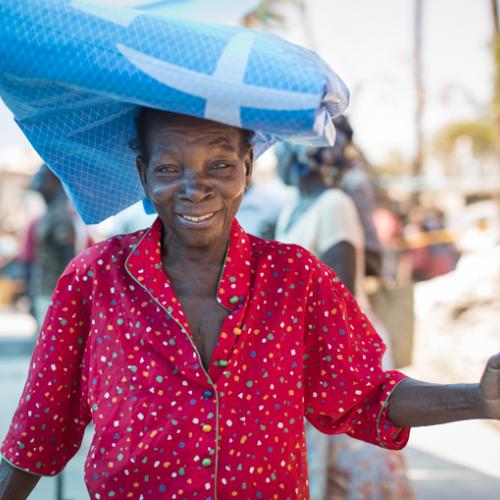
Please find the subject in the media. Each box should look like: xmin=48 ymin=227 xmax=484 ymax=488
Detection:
xmin=136 ymin=112 xmax=253 ymax=250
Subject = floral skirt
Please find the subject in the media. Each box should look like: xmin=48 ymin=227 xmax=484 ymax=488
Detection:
xmin=307 ymin=424 xmax=415 ymax=500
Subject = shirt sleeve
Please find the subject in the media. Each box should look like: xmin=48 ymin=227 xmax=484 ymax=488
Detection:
xmin=303 ymin=258 xmax=410 ymax=450
xmin=1 ymin=259 xmax=93 ymax=476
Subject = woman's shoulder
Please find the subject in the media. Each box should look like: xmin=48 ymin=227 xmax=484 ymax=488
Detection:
xmin=317 ymin=188 xmax=362 ymax=233
xmin=248 ymin=233 xmax=329 ymax=277
xmin=63 ymin=227 xmax=148 ymax=276
xmin=317 ymin=187 xmax=356 ymax=210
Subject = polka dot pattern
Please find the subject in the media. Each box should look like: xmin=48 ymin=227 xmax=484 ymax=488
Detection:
xmin=1 ymin=218 xmax=409 ymax=498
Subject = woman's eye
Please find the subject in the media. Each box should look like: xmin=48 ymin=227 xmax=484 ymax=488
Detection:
xmin=155 ymin=165 xmax=178 ymax=173
xmin=211 ymin=162 xmax=235 ymax=170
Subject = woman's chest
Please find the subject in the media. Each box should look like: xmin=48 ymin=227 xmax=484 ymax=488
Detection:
xmin=84 ymin=265 xmax=308 ymax=392
xmin=176 ymin=294 xmax=229 ymax=370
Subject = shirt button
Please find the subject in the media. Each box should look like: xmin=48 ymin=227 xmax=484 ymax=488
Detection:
xmin=202 ymin=458 xmax=212 ymax=467
xmin=202 ymin=424 xmax=212 ymax=433
xmin=203 ymin=389 xmax=213 ymax=399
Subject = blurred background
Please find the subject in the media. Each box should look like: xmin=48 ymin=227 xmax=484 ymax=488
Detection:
xmin=0 ymin=0 xmax=499 ymax=499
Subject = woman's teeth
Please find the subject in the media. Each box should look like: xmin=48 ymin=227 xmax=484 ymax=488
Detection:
xmin=180 ymin=213 xmax=214 ymax=223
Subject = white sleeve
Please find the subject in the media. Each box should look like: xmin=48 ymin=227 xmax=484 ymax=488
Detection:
xmin=316 ymin=190 xmax=364 ymax=255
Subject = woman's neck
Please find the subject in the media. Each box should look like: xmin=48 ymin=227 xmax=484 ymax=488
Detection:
xmin=162 ymin=233 xmax=229 ymax=298
xmin=298 ymin=174 xmax=327 ymax=198
xmin=161 ymin=224 xmax=229 ymax=276
xmin=164 ymin=237 xmax=228 ymax=269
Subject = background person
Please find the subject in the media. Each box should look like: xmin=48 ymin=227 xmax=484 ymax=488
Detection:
xmin=26 ymin=165 xmax=77 ymax=330
xmin=275 ymin=143 xmax=413 ymax=499
xmin=333 ymin=116 xmax=384 ymax=278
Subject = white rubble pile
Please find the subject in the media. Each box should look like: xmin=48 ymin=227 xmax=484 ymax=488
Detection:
xmin=409 ymin=246 xmax=500 ymax=386
xmin=406 ymin=246 xmax=500 ymax=433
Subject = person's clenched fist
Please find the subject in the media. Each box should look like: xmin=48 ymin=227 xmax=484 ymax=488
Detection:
xmin=480 ymin=353 xmax=500 ymax=419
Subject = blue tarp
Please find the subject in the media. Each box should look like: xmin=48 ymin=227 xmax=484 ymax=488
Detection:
xmin=0 ymin=0 xmax=349 ymax=223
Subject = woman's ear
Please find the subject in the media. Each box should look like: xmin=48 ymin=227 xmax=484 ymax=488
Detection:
xmin=136 ymin=155 xmax=149 ymax=195
xmin=244 ymin=147 xmax=254 ymax=189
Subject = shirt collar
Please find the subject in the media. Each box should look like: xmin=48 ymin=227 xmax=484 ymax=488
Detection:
xmin=124 ymin=217 xmax=253 ymax=386
xmin=125 ymin=216 xmax=253 ymax=322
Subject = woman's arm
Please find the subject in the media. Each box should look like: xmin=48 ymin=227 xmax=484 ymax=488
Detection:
xmin=320 ymin=241 xmax=356 ymax=294
xmin=0 ymin=460 xmax=40 ymax=500
xmin=388 ymin=353 xmax=500 ymax=427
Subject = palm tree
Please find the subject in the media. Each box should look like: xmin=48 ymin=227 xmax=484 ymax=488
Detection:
xmin=489 ymin=0 xmax=500 ymax=239
xmin=243 ymin=0 xmax=316 ymax=50
xmin=243 ymin=0 xmax=299 ymax=28
xmin=491 ymin=0 xmax=499 ymax=35
xmin=490 ymin=0 xmax=500 ymax=137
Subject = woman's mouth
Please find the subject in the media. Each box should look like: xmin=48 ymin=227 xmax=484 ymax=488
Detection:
xmin=181 ymin=213 xmax=213 ymax=222
xmin=176 ymin=211 xmax=218 ymax=226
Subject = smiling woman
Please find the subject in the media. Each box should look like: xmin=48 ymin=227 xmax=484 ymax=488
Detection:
xmin=1 ymin=108 xmax=500 ymax=500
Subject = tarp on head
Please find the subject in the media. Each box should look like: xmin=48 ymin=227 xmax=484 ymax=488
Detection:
xmin=0 ymin=0 xmax=349 ymax=224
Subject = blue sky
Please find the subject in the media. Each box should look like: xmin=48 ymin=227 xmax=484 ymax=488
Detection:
xmin=301 ymin=0 xmax=493 ymax=163
xmin=0 ymin=0 xmax=493 ymax=164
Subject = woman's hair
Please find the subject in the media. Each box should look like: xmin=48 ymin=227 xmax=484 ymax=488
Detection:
xmin=130 ymin=106 xmax=255 ymax=162
xmin=333 ymin=115 xmax=353 ymax=143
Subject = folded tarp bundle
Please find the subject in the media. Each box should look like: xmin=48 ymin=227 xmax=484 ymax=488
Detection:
xmin=0 ymin=0 xmax=349 ymax=223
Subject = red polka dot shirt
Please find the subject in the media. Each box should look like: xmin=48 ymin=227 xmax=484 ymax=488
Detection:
xmin=1 ymin=218 xmax=409 ymax=499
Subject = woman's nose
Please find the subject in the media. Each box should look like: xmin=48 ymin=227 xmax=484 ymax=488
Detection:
xmin=178 ymin=173 xmax=213 ymax=203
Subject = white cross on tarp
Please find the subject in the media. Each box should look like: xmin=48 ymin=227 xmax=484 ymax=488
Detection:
xmin=117 ymin=33 xmax=320 ymax=128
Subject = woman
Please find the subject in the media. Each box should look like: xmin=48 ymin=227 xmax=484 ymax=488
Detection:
xmin=275 ymin=143 xmax=413 ymax=499
xmin=1 ymin=108 xmax=499 ymax=500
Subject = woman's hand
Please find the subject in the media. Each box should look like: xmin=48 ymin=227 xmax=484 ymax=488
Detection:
xmin=479 ymin=353 xmax=500 ymax=420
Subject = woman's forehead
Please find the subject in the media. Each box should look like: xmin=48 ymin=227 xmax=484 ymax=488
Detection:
xmin=151 ymin=121 xmax=240 ymax=143
xmin=147 ymin=111 xmax=241 ymax=140
xmin=147 ymin=111 xmax=242 ymax=146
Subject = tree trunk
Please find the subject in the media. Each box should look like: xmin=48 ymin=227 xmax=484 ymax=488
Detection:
xmin=491 ymin=0 xmax=500 ymax=35
xmin=412 ymin=0 xmax=425 ymax=205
